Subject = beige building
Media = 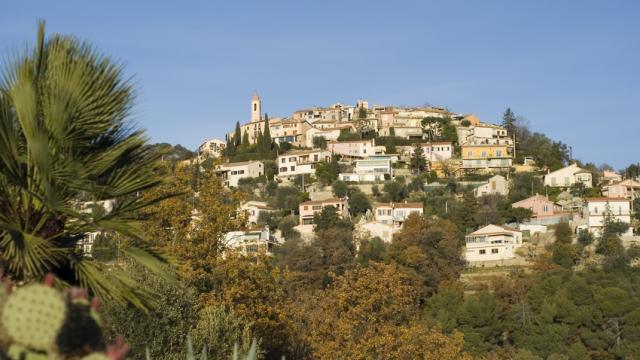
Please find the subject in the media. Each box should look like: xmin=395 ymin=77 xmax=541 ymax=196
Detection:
xmin=474 ymin=175 xmax=509 ymax=197
xmin=277 ymin=149 xmax=332 ymax=180
xmin=198 ymin=138 xmax=226 ymax=158
xmin=543 ymin=163 xmax=592 ymax=188
xmin=240 ymin=201 xmax=274 ymax=225
xmin=373 ymin=202 xmax=423 ymax=227
xmin=299 ymin=198 xmax=349 ymax=225
xmin=214 ymin=160 xmax=264 ymax=187
xmin=602 ymin=179 xmax=640 ymax=199
xmin=464 ymin=225 xmax=523 ymax=262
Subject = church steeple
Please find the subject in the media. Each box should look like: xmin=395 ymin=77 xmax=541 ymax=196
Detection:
xmin=251 ymin=91 xmax=261 ymax=122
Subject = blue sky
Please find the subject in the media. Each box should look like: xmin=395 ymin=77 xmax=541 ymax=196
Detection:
xmin=2 ymin=0 xmax=639 ymax=169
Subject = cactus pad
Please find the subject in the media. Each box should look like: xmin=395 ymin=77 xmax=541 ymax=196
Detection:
xmin=2 ymin=284 xmax=66 ymax=351
xmin=80 ymin=353 xmax=110 ymax=360
xmin=7 ymin=344 xmax=50 ymax=360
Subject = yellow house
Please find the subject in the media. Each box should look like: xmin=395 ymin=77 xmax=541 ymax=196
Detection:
xmin=461 ymin=144 xmax=512 ymax=171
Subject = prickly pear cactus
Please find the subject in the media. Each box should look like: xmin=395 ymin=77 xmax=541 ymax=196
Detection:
xmin=80 ymin=353 xmax=110 ymax=360
xmin=1 ymin=284 xmax=67 ymax=352
xmin=7 ymin=344 xmax=50 ymax=360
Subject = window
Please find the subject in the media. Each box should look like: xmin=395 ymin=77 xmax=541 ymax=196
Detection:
xmin=281 ymin=158 xmax=285 ymax=163
xmin=467 ymin=150 xmax=472 ymax=158
xmin=290 ymin=166 xmax=295 ymax=171
xmin=254 ymin=104 xmax=257 ymax=111
xmin=479 ymin=249 xmax=486 ymax=254
xmin=238 ymin=170 xmax=244 ymax=174
xmin=543 ymin=205 xmax=548 ymax=212
xmin=314 ymin=154 xmax=319 ymax=162
xmin=492 ymin=248 xmax=499 ymax=254
xmin=564 ymin=177 xmax=570 ymax=185
xmin=304 ymin=206 xmax=308 ymax=210
xmin=481 ymin=151 xmax=487 ymax=158
xmin=594 ymin=206 xmax=598 ymax=214
xmin=496 ymin=150 xmax=502 ymax=156
xmin=280 ymin=167 xmax=287 ymax=172
xmin=312 ymin=205 xmax=321 ymax=210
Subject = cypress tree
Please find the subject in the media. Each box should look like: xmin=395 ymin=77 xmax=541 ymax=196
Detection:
xmin=233 ymin=121 xmax=242 ymax=147
xmin=262 ymin=120 xmax=272 ymax=153
xmin=242 ymin=130 xmax=249 ymax=146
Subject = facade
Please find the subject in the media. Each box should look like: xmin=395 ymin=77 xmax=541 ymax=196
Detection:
xmin=512 ymin=194 xmax=559 ymax=219
xmin=543 ymin=163 xmax=593 ymax=188
xmin=215 ymin=161 xmax=264 ymax=187
xmin=299 ymin=198 xmax=349 ymax=225
xmin=355 ymin=221 xmax=398 ymax=243
xmin=224 ymin=228 xmax=281 ymax=256
xmin=327 ymin=139 xmax=375 ymax=158
xmin=602 ymin=170 xmax=622 ymax=185
xmin=240 ymin=201 xmax=274 ymax=225
xmin=582 ymin=198 xmax=633 ymax=236
xmin=198 ymin=138 xmax=226 ymax=158
xmin=373 ymin=202 xmax=423 ymax=226
xmin=474 ymin=175 xmax=509 ymax=197
xmin=461 ymin=144 xmax=512 ymax=171
xmin=304 ymin=127 xmax=342 ymax=147
xmin=403 ymin=142 xmax=453 ymax=162
xmin=464 ymin=224 xmax=523 ymax=262
xmin=277 ymin=150 xmax=332 ymax=179
xmin=339 ymin=157 xmax=392 ymax=183
xmin=269 ymin=118 xmax=312 ymax=146
xmin=602 ymin=179 xmax=640 ymax=199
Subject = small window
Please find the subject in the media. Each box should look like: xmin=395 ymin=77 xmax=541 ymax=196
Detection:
xmin=492 ymin=249 xmax=499 ymax=254
xmin=290 ymin=166 xmax=295 ymax=171
xmin=479 ymin=249 xmax=486 ymax=254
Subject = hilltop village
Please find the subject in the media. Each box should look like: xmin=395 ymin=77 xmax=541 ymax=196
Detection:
xmin=191 ymin=92 xmax=640 ymax=266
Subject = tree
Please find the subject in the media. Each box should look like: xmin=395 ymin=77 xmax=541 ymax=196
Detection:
xmin=315 ymin=155 xmax=340 ymax=185
xmin=142 ymin=165 xmax=245 ymax=293
xmin=278 ymin=215 xmax=300 ymax=240
xmin=313 ymin=206 xmax=353 ymax=232
xmin=103 ymin=264 xmax=198 ymax=360
xmin=508 ymin=173 xmax=545 ymax=203
xmin=502 ymin=108 xmax=517 ymax=136
xmin=191 ymin=305 xmax=256 ymax=360
xmin=262 ymin=120 xmax=272 ymax=153
xmin=295 ymin=263 xmax=471 ymax=360
xmin=385 ymin=136 xmax=397 ymax=154
xmin=348 ymin=190 xmax=371 ymax=216
xmin=387 ymin=215 xmax=465 ymax=298
xmin=0 ymin=23 xmax=173 ymax=308
xmin=357 ymin=237 xmax=387 ymax=265
xmin=270 ymin=186 xmax=303 ymax=213
xmin=410 ymin=144 xmax=427 ymax=173
xmin=382 ymin=180 xmax=407 ymax=202
xmin=312 ymin=136 xmax=327 ymax=150
xmin=554 ymin=223 xmax=573 ymax=244
xmin=233 ymin=121 xmax=242 ymax=148
xmin=358 ymin=105 xmax=367 ymax=119
xmin=331 ymin=180 xmax=349 ymax=198
xmin=241 ymin=130 xmax=250 ymax=146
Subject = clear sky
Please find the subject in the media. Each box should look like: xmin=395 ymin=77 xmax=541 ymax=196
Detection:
xmin=2 ymin=0 xmax=639 ymax=169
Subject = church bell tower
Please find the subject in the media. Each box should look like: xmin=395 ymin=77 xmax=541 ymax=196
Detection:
xmin=251 ymin=91 xmax=261 ymax=122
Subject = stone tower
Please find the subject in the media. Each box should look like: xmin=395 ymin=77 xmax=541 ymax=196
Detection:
xmin=251 ymin=91 xmax=261 ymax=122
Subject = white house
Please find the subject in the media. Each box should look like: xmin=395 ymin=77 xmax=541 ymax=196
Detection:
xmin=405 ymin=142 xmax=453 ymax=162
xmin=473 ymin=175 xmax=509 ymax=197
xmin=327 ymin=139 xmax=375 ymax=158
xmin=224 ymin=228 xmax=282 ymax=256
xmin=464 ymin=224 xmax=523 ymax=262
xmin=215 ymin=161 xmax=264 ymax=187
xmin=582 ymin=198 xmax=633 ymax=236
xmin=304 ymin=127 xmax=342 ymax=148
xmin=277 ymin=149 xmax=332 ymax=180
xmin=544 ymin=163 xmax=592 ymax=188
xmin=198 ymin=138 xmax=226 ymax=158
xmin=78 ymin=199 xmax=116 ymax=257
xmin=355 ymin=221 xmax=399 ymax=243
xmin=373 ymin=202 xmax=423 ymax=227
xmin=240 ymin=201 xmax=274 ymax=225
xmin=339 ymin=157 xmax=393 ymax=182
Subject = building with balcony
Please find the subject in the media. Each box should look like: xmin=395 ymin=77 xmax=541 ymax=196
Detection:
xmin=373 ymin=202 xmax=423 ymax=227
xmin=327 ymin=139 xmax=375 ymax=159
xmin=299 ymin=198 xmax=349 ymax=225
xmin=461 ymin=144 xmax=512 ymax=171
xmin=464 ymin=224 xmax=523 ymax=262
xmin=339 ymin=156 xmax=393 ymax=182
xmin=582 ymin=198 xmax=633 ymax=236
xmin=277 ymin=149 xmax=332 ymax=180
xmin=215 ymin=161 xmax=264 ymax=187
xmin=224 ymin=228 xmax=282 ymax=256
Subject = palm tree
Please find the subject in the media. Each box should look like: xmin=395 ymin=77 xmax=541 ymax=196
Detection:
xmin=0 ymin=22 xmax=172 ymax=309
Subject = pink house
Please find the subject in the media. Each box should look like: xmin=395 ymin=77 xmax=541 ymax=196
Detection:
xmin=299 ymin=198 xmax=349 ymax=225
xmin=511 ymin=194 xmax=559 ymax=219
xmin=327 ymin=139 xmax=375 ymax=158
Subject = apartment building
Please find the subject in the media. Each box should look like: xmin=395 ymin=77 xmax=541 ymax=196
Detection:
xmin=461 ymin=144 xmax=512 ymax=171
xmin=224 ymin=228 xmax=281 ymax=256
xmin=198 ymin=138 xmax=226 ymax=158
xmin=602 ymin=179 xmax=640 ymax=199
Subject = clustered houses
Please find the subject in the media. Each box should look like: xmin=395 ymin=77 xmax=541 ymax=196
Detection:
xmin=206 ymin=92 xmax=637 ymax=263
